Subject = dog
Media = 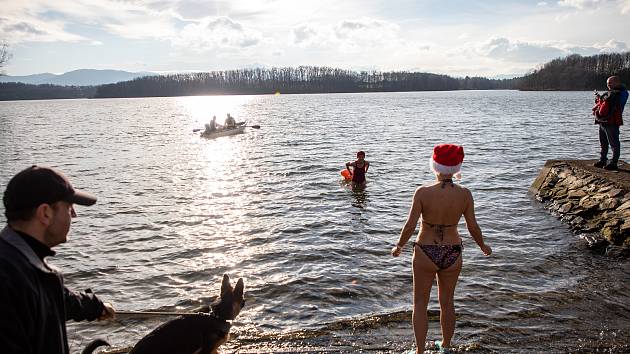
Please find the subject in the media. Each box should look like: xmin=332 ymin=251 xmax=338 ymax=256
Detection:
xmin=130 ymin=274 xmax=245 ymax=354
xmin=83 ymin=274 xmax=245 ymax=354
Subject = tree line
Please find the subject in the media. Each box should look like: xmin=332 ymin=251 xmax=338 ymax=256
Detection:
xmin=2 ymin=51 xmax=630 ymax=101
xmin=518 ymin=52 xmax=630 ymax=90
xmin=93 ymin=67 xmax=515 ymax=98
xmin=0 ymin=82 xmax=96 ymax=101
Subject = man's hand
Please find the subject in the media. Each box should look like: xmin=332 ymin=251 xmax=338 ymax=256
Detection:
xmin=99 ymin=302 xmax=116 ymax=320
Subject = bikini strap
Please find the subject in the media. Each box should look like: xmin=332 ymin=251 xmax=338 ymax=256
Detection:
xmin=440 ymin=178 xmax=454 ymax=189
xmin=422 ymin=220 xmax=458 ymax=228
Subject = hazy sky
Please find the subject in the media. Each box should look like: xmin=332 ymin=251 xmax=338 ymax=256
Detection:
xmin=1 ymin=0 xmax=629 ymax=77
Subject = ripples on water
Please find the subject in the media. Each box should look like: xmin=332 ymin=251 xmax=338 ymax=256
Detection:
xmin=0 ymin=91 xmax=628 ymax=353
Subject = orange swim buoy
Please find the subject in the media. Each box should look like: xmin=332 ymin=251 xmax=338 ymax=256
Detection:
xmin=340 ymin=169 xmax=352 ymax=181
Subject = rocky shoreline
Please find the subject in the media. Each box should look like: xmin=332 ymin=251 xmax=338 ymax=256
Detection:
xmin=530 ymin=159 xmax=630 ymax=255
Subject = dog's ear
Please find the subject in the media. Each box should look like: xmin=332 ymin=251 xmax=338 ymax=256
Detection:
xmin=220 ymin=274 xmax=232 ymax=298
xmin=233 ymin=278 xmax=244 ymax=299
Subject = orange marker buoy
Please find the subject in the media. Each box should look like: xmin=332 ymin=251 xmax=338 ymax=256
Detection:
xmin=341 ymin=169 xmax=352 ymax=181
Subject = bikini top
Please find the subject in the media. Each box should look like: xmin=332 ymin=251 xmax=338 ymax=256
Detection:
xmin=422 ymin=220 xmax=458 ymax=243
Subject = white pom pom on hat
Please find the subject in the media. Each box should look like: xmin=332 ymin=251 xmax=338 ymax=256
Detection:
xmin=430 ymin=144 xmax=464 ymax=175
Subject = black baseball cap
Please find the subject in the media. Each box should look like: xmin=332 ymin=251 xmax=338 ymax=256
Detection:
xmin=3 ymin=165 xmax=97 ymax=219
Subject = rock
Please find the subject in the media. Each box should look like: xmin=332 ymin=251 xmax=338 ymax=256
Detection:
xmin=563 ymin=175 xmax=578 ymax=187
xmin=570 ymin=216 xmax=585 ymax=227
xmin=607 ymin=188 xmax=623 ymax=198
xmin=583 ymin=220 xmax=602 ymax=232
xmin=599 ymin=198 xmax=619 ymax=210
xmin=568 ymin=179 xmax=589 ymax=189
xmin=558 ymin=202 xmax=573 ymax=213
xmin=597 ymin=185 xmax=614 ymax=193
xmin=602 ymin=227 xmax=618 ymax=244
xmin=585 ymin=184 xmax=598 ymax=193
xmin=603 ymin=219 xmax=621 ymax=228
xmin=548 ymin=200 xmax=562 ymax=212
xmin=530 ymin=159 xmax=630 ymax=249
xmin=579 ymin=197 xmax=600 ymax=210
xmin=568 ymin=190 xmax=587 ymax=198
xmin=554 ymin=188 xmax=568 ymax=198
xmin=579 ymin=233 xmax=608 ymax=249
xmin=537 ymin=188 xmax=554 ymax=201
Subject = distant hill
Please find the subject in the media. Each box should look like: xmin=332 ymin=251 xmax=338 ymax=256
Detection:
xmin=0 ymin=69 xmax=156 ymax=86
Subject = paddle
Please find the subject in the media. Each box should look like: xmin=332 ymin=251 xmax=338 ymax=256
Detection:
xmin=193 ymin=124 xmax=260 ymax=132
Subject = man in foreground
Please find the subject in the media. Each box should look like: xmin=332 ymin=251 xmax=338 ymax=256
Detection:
xmin=592 ymin=75 xmax=628 ymax=170
xmin=0 ymin=165 xmax=115 ymax=354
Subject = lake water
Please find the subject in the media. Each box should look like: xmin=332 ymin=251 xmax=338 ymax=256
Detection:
xmin=0 ymin=91 xmax=628 ymax=353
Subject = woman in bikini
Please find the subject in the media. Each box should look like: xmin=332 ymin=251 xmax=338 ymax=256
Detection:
xmin=391 ymin=144 xmax=492 ymax=353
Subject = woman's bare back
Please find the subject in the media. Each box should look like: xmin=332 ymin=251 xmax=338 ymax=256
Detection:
xmin=416 ymin=181 xmax=472 ymax=245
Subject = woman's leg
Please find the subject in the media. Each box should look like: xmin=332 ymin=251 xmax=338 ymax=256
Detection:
xmin=436 ymin=255 xmax=462 ymax=347
xmin=412 ymin=247 xmax=438 ymax=353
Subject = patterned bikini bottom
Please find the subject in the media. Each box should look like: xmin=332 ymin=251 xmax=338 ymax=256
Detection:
xmin=414 ymin=242 xmax=462 ymax=269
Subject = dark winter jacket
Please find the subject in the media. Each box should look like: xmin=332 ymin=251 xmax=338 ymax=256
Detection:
xmin=0 ymin=226 xmax=104 ymax=354
xmin=593 ymin=85 xmax=629 ymax=126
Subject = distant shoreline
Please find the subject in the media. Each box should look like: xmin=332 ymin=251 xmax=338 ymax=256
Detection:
xmin=2 ymin=50 xmax=629 ymax=101
xmin=0 ymin=87 xmax=589 ymax=102
xmin=0 ymin=88 xmax=606 ymax=102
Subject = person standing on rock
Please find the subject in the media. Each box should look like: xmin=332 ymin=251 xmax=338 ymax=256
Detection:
xmin=592 ymin=75 xmax=628 ymax=171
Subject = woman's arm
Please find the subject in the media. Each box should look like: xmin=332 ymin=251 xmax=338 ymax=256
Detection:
xmin=392 ymin=188 xmax=422 ymax=257
xmin=364 ymin=161 xmax=369 ymax=173
xmin=345 ymin=161 xmax=354 ymax=172
xmin=462 ymin=189 xmax=492 ymax=256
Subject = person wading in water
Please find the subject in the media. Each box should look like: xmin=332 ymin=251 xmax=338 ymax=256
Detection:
xmin=345 ymin=151 xmax=370 ymax=187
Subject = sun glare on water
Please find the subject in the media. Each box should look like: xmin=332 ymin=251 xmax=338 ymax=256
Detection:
xmin=178 ymin=95 xmax=254 ymax=127
xmin=173 ymin=95 xmax=260 ymax=272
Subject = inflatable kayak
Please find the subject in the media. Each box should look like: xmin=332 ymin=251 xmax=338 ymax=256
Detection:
xmin=200 ymin=123 xmax=246 ymax=139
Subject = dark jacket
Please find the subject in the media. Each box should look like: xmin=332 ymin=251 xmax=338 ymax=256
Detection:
xmin=0 ymin=226 xmax=104 ymax=354
xmin=593 ymin=85 xmax=629 ymax=126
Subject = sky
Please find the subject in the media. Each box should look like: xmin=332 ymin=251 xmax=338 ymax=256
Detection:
xmin=1 ymin=0 xmax=629 ymax=77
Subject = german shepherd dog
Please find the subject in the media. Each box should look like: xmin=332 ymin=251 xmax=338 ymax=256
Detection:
xmin=83 ymin=274 xmax=245 ymax=354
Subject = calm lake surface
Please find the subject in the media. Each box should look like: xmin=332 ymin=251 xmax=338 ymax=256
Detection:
xmin=0 ymin=91 xmax=628 ymax=353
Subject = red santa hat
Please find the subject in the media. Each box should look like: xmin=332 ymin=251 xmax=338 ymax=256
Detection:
xmin=430 ymin=144 xmax=464 ymax=175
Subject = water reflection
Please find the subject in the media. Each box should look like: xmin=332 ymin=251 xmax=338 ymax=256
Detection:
xmin=350 ymin=184 xmax=368 ymax=208
xmin=339 ymin=177 xmax=369 ymax=208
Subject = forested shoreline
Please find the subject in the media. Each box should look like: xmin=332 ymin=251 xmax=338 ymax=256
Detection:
xmin=0 ymin=82 xmax=96 ymax=101
xmin=94 ymin=67 xmax=515 ymax=98
xmin=1 ymin=51 xmax=629 ymax=101
xmin=518 ymin=52 xmax=630 ymax=90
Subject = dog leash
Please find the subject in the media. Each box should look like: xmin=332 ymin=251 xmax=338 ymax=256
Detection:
xmin=116 ymin=310 xmax=201 ymax=317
